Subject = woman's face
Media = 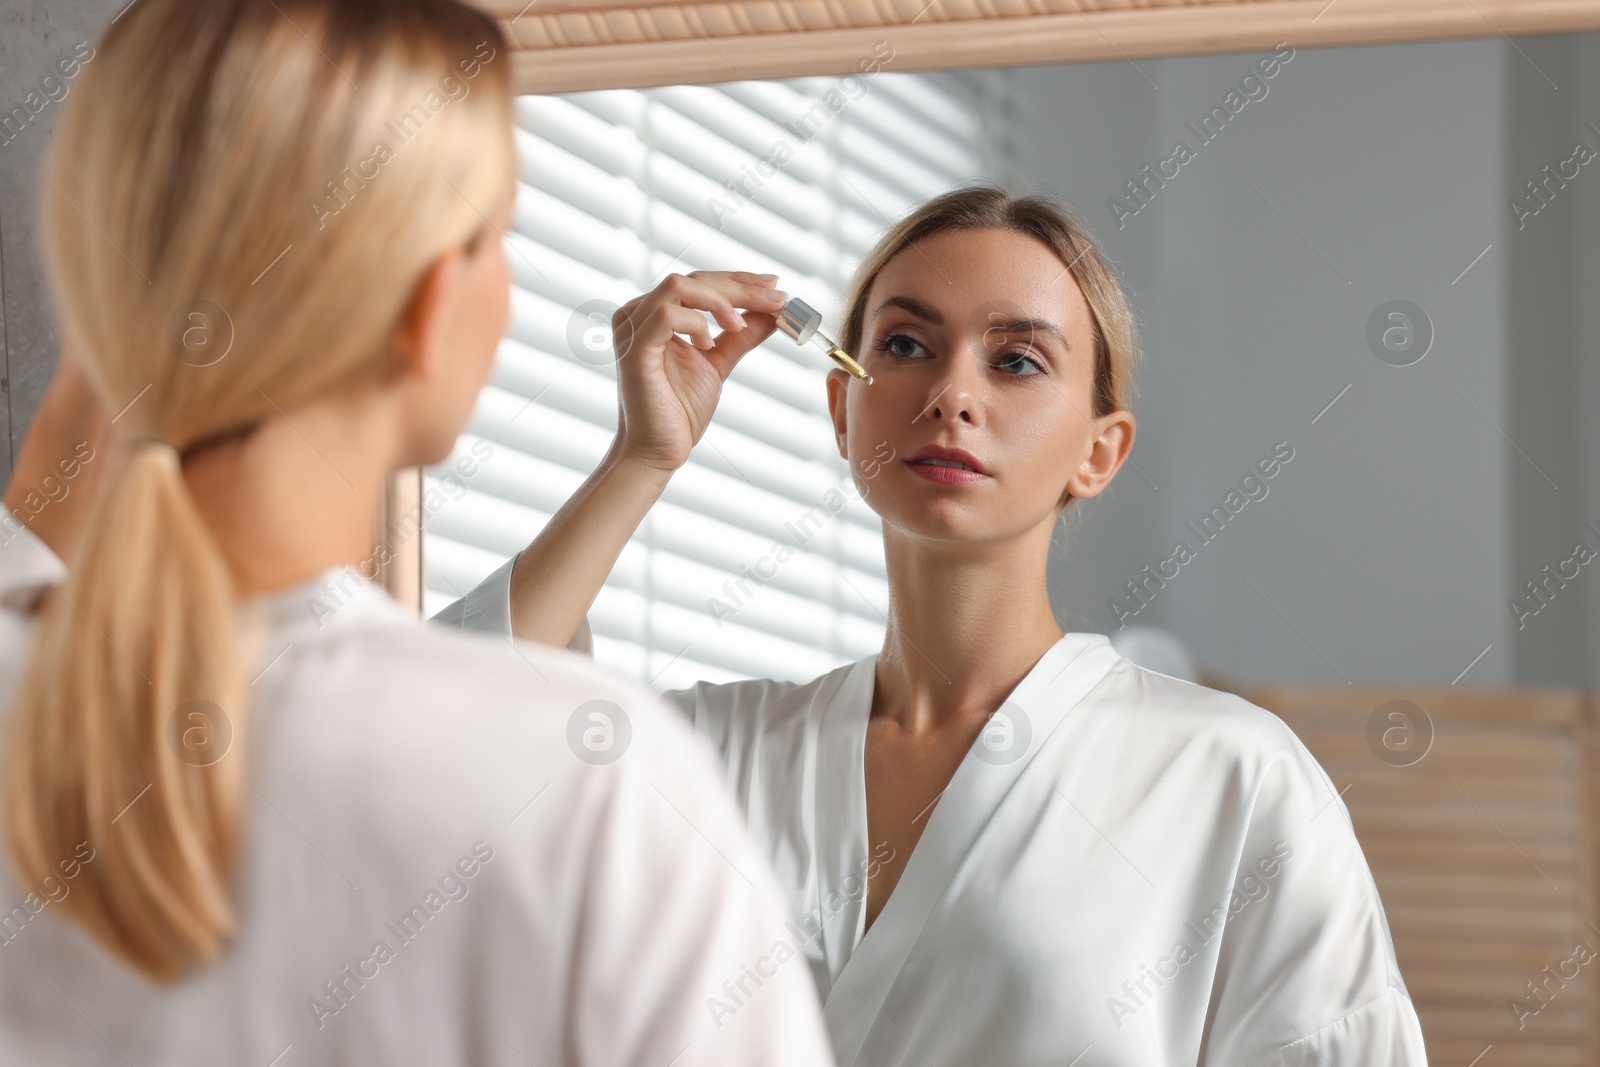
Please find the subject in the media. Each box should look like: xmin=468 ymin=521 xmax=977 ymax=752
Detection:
xmin=827 ymin=226 xmax=1134 ymax=549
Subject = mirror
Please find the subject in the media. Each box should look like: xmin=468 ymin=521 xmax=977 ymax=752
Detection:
xmin=413 ymin=10 xmax=1598 ymax=1065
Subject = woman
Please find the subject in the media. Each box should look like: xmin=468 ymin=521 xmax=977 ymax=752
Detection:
xmin=447 ymin=188 xmax=1429 ymax=1064
xmin=0 ymin=2 xmax=833 ymax=1064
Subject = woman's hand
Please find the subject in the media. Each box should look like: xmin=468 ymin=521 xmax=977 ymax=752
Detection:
xmin=467 ymin=270 xmax=785 ymax=647
xmin=611 ymin=270 xmax=786 ymax=471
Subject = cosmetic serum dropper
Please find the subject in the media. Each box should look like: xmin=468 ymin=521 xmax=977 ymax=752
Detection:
xmin=775 ymin=297 xmax=873 ymax=385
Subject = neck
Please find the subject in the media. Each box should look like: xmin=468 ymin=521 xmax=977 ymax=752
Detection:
xmin=874 ymin=518 xmax=1064 ymax=731
xmin=181 ymin=385 xmax=398 ymax=598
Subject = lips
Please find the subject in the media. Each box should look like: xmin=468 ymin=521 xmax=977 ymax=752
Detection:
xmin=905 ymin=445 xmax=990 ymax=484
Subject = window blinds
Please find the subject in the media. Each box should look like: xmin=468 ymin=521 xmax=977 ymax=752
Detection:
xmin=422 ymin=68 xmax=1017 ymax=691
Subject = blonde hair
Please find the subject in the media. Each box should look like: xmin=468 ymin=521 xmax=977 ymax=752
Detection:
xmin=8 ymin=0 xmax=512 ymax=981
xmin=838 ymin=182 xmax=1140 ymax=424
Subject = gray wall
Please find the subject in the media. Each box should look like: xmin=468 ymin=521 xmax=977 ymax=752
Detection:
xmin=1014 ymin=33 xmax=1600 ymax=689
xmin=0 ymin=0 xmax=113 ymax=476
xmin=1582 ymin=35 xmax=1600 ymax=694
xmin=1507 ymin=34 xmax=1600 ymax=690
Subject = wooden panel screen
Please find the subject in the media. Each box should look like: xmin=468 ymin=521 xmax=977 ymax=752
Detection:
xmin=1245 ymin=683 xmax=1600 ymax=1066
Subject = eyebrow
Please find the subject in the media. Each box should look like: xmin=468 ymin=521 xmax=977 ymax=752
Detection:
xmin=872 ymin=295 xmax=1069 ymax=351
xmin=873 ymin=295 xmax=944 ymax=324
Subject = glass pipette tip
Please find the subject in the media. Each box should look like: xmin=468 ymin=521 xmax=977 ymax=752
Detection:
xmin=774 ymin=297 xmax=874 ymax=385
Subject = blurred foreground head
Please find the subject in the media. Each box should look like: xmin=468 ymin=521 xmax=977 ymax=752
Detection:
xmin=10 ymin=0 xmax=513 ymax=982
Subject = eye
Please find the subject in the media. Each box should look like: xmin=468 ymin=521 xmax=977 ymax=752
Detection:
xmin=994 ymin=350 xmax=1045 ymax=376
xmin=872 ymin=331 xmax=930 ymax=360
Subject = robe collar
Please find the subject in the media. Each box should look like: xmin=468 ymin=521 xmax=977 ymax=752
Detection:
xmin=245 ymin=562 xmax=413 ymax=683
xmin=814 ymin=630 xmax=1123 ymax=1066
xmin=0 ymin=527 xmax=406 ymax=660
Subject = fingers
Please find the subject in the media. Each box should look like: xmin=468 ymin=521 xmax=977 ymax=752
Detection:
xmin=697 ymin=269 xmax=785 ymax=311
xmin=694 ymin=309 xmax=780 ymax=381
xmin=653 ymin=271 xmax=786 ymax=340
xmin=627 ymin=302 xmax=719 ymax=354
xmin=615 ymin=270 xmax=787 ymax=367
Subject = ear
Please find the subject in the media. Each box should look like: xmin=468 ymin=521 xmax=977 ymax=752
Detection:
xmin=1062 ymin=409 xmax=1136 ymax=505
xmin=824 ymin=367 xmax=851 ymax=461
xmin=387 ymin=245 xmax=470 ymax=383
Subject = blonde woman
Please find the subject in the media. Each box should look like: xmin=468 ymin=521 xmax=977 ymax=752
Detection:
xmin=446 ymin=187 xmax=1429 ymax=1064
xmin=0 ymin=2 xmax=833 ymax=1064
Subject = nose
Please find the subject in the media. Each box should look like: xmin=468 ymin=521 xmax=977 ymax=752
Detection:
xmin=917 ymin=344 xmax=983 ymax=426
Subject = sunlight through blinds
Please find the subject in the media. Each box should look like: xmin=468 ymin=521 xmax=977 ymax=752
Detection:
xmin=423 ymin=68 xmax=1016 ymax=690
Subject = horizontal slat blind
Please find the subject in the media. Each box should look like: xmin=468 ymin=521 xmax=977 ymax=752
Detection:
xmin=424 ymin=69 xmax=1014 ymax=689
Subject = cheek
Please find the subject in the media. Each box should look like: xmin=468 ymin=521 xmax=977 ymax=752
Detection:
xmin=484 ymin=248 xmax=510 ymax=331
xmin=999 ymin=391 xmax=1085 ymax=488
xmin=470 ymin=249 xmax=510 ymax=367
xmin=845 ymin=381 xmax=912 ymax=457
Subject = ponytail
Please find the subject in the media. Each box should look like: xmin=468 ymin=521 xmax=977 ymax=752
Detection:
xmin=5 ymin=440 xmax=244 ymax=979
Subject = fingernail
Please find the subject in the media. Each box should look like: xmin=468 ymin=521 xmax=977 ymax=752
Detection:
xmin=764 ymin=289 xmax=785 ymax=303
xmin=732 ymin=311 xmax=749 ymax=330
xmin=755 ymin=273 xmax=779 ymax=284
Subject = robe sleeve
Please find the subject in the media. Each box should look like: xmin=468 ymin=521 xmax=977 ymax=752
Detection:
xmin=657 ymin=684 xmax=708 ymax=727
xmin=428 ymin=552 xmax=695 ymax=727
xmin=1199 ymin=719 xmax=1429 ymax=1066
xmin=428 ymin=552 xmax=593 ymax=654
xmin=1244 ymin=988 xmax=1427 ymax=1066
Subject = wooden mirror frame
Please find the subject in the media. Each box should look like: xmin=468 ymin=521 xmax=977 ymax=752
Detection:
xmin=477 ymin=0 xmax=1600 ymax=95
xmin=380 ymin=0 xmax=1600 ymax=610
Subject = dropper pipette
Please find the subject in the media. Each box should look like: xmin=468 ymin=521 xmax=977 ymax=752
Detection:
xmin=774 ymin=297 xmax=873 ymax=385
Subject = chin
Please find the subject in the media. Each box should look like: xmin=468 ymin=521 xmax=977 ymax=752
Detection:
xmin=876 ymin=498 xmax=1003 ymax=545
xmin=873 ymin=486 xmax=1056 ymax=549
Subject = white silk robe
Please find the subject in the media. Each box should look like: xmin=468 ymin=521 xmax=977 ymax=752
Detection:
xmin=449 ymin=557 xmax=1429 ymax=1066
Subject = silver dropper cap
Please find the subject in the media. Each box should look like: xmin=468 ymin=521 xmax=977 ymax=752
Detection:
xmin=775 ymin=297 xmax=824 ymax=346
